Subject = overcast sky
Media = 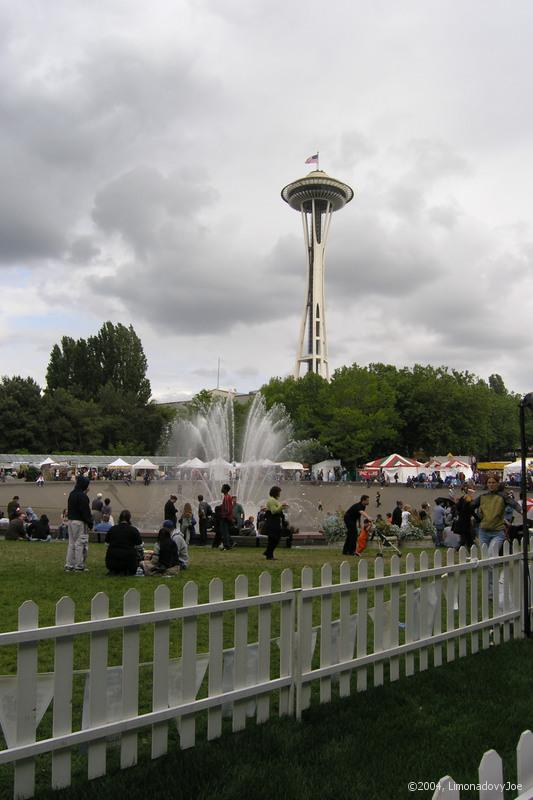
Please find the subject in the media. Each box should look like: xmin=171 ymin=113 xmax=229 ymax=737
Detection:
xmin=1 ymin=0 xmax=533 ymax=400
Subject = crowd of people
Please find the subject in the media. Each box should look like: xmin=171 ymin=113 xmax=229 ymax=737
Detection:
xmin=340 ymin=475 xmax=525 ymax=562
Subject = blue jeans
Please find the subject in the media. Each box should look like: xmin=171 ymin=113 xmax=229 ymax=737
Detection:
xmin=478 ymin=528 xmax=505 ymax=594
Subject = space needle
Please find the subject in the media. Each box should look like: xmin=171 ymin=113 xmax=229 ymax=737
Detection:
xmin=282 ymin=157 xmax=353 ymax=379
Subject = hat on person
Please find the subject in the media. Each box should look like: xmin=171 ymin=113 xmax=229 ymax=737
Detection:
xmin=162 ymin=519 xmax=175 ymax=529
xmin=97 ymin=492 xmax=103 ymax=498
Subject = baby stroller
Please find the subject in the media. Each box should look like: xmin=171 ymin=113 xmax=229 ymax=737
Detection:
xmin=374 ymin=525 xmax=401 ymax=556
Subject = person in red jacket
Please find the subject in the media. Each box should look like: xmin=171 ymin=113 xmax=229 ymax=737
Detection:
xmin=220 ymin=483 xmax=235 ymax=550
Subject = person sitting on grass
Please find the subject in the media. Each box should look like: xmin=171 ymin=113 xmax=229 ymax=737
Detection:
xmin=93 ymin=514 xmax=113 ymax=544
xmin=27 ymin=514 xmax=51 ymax=541
xmin=5 ymin=509 xmax=26 ymax=540
xmin=143 ymin=522 xmax=180 ymax=576
xmin=171 ymin=524 xmax=190 ymax=569
xmin=105 ymin=510 xmax=143 ymax=576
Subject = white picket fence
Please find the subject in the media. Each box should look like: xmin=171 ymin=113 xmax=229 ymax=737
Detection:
xmin=0 ymin=542 xmax=528 ymax=799
xmin=432 ymin=730 xmax=533 ymax=799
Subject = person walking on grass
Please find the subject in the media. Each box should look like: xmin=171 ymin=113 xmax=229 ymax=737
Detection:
xmin=219 ymin=484 xmax=234 ymax=550
xmin=342 ymin=495 xmax=371 ymax=556
xmin=64 ymin=475 xmax=93 ymax=572
xmin=263 ymin=485 xmax=287 ymax=561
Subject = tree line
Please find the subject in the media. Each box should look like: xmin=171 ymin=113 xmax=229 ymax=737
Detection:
xmin=0 ymin=323 xmax=175 ymax=454
xmin=259 ymin=364 xmax=529 ymax=466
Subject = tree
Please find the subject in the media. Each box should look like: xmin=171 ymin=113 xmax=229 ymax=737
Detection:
xmin=0 ymin=377 xmax=45 ymax=451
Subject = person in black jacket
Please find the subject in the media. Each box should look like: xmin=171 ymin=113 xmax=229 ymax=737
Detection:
xmin=164 ymin=495 xmax=178 ymax=528
xmin=105 ymin=510 xmax=143 ymax=576
xmin=65 ymin=475 xmax=93 ymax=572
xmin=343 ymin=495 xmax=371 ymax=555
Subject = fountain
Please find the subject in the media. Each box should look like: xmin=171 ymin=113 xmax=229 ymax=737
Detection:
xmin=175 ymin=393 xmax=293 ymax=514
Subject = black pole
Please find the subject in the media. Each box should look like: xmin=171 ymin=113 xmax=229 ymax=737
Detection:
xmin=520 ymin=400 xmax=531 ymax=637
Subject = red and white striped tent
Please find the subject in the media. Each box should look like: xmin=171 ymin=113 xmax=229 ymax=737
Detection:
xmin=438 ymin=458 xmax=473 ymax=480
xmin=364 ymin=453 xmax=423 ymax=483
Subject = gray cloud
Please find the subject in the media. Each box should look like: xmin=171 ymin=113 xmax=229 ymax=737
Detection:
xmin=1 ymin=0 xmax=533 ymax=399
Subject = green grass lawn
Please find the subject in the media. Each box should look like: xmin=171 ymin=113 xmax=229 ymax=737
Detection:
xmin=1 ymin=541 xmax=531 ymax=800
xmin=23 ymin=638 xmax=533 ymax=800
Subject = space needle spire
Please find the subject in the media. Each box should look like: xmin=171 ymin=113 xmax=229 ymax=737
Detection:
xmin=282 ymin=163 xmax=353 ymax=380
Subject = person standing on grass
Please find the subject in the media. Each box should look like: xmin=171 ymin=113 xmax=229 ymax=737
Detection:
xmin=197 ymin=494 xmax=212 ymax=546
xmin=472 ymin=474 xmax=520 ymax=595
xmin=432 ymin=499 xmax=446 ymax=547
xmin=64 ymin=475 xmax=93 ymax=572
xmin=164 ymin=494 xmax=178 ymax=528
xmin=342 ymin=495 xmax=371 ymax=556
xmin=264 ymin=485 xmax=287 ymax=561
xmin=219 ymin=484 xmax=234 ymax=550
xmin=355 ymin=518 xmax=373 ymax=556
xmin=391 ymin=500 xmax=403 ymax=528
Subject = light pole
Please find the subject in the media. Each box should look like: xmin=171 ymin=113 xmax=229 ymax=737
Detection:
xmin=519 ymin=392 xmax=533 ymax=637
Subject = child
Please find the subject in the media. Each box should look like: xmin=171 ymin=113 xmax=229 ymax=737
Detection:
xmin=356 ymin=519 xmax=373 ymax=557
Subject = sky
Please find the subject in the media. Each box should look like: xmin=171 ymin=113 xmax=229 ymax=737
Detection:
xmin=1 ymin=0 xmax=533 ymax=401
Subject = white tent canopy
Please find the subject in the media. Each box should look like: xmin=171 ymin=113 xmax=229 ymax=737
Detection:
xmin=39 ymin=457 xmax=60 ymax=468
xmin=132 ymin=458 xmax=159 ymax=471
xmin=503 ymin=459 xmax=533 ymax=479
xmin=277 ymin=461 xmax=304 ymax=470
xmin=107 ymin=457 xmax=132 ymax=469
xmin=179 ymin=458 xmax=207 ymax=469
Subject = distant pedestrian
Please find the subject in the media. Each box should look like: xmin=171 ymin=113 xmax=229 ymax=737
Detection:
xmin=197 ymin=494 xmax=212 ymax=545
xmin=391 ymin=501 xmax=403 ymax=528
xmin=219 ymin=484 xmax=234 ymax=550
xmin=376 ymin=491 xmax=381 ymax=508
xmin=164 ymin=494 xmax=178 ymax=528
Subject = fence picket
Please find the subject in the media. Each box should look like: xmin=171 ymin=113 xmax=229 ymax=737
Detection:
xmin=87 ymin=593 xmax=109 ymax=780
xmin=338 ymin=561 xmax=352 ymax=698
xmin=405 ymin=553 xmax=416 ymax=677
xmin=151 ymin=585 xmax=170 ymax=758
xmin=517 ymin=729 xmax=533 ymax=792
xmin=51 ymin=597 xmax=75 ymax=790
xmin=357 ymin=560 xmax=368 ymax=692
xmin=433 ymin=550 xmax=443 ymax=667
xmin=418 ymin=552 xmax=429 ymax=672
xmin=389 ymin=555 xmax=400 ymax=682
xmin=257 ymin=572 xmax=272 ymax=724
xmin=470 ymin=545 xmax=479 ymax=655
xmin=502 ymin=541 xmax=511 ymax=643
xmin=232 ymin=575 xmax=249 ymax=732
xmin=320 ymin=564 xmax=333 ymax=703
xmin=14 ymin=601 xmax=38 ymax=800
xmin=432 ymin=776 xmax=460 ymax=798
xmin=478 ymin=749 xmax=503 ymax=799
xmin=373 ymin=557 xmax=385 ymax=687
xmin=458 ymin=547 xmax=467 ymax=659
xmin=299 ymin=566 xmax=314 ymax=712
xmin=279 ymin=569 xmax=294 ymax=716
xmin=181 ymin=581 xmax=199 ymax=748
xmin=207 ymin=578 xmax=224 ymax=741
xmin=120 ymin=589 xmax=140 ymax=769
xmin=445 ymin=549 xmax=456 ymax=663
xmin=480 ymin=544 xmax=490 ymax=649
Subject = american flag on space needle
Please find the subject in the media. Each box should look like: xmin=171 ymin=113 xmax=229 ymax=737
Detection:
xmin=305 ymin=152 xmax=319 ymax=165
